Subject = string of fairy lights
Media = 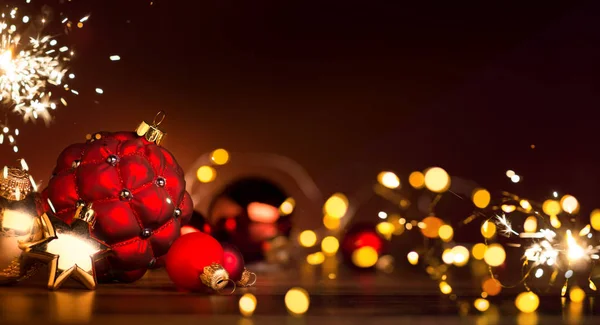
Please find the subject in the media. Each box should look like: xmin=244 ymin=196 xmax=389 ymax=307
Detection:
xmin=194 ymin=152 xmax=600 ymax=318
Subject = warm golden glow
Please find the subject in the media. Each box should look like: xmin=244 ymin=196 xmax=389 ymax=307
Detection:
xmin=501 ymin=204 xmax=516 ymax=213
xmin=196 ymin=165 xmax=216 ymax=183
xmin=472 ymin=243 xmax=487 ymax=260
xmin=424 ymin=167 xmax=450 ymax=193
xmin=569 ymin=286 xmax=585 ymax=303
xmin=306 ymin=252 xmax=325 ymax=265
xmin=298 ymin=230 xmax=317 ymax=247
xmin=550 ymin=214 xmax=561 ymax=228
xmin=474 ymin=298 xmax=490 ymax=312
xmin=408 ymin=171 xmax=425 ymax=189
xmin=451 ymin=245 xmax=470 ymax=267
xmin=1 ymin=209 xmax=35 ymax=234
xmin=321 ymin=236 xmax=339 ymax=256
xmin=438 ymin=225 xmax=454 ymax=242
xmin=376 ymin=222 xmax=395 ymax=240
xmin=591 ymin=209 xmax=600 ymax=231
xmin=351 ymin=246 xmax=379 ymax=268
xmin=285 ymin=288 xmax=310 ymax=315
xmin=560 ymin=195 xmax=579 ymax=214
xmin=323 ymin=215 xmax=340 ymax=230
xmin=542 ymin=199 xmax=561 ymax=216
xmin=566 ymin=230 xmax=585 ymax=262
xmin=481 ymin=220 xmax=496 ymax=239
xmin=377 ymin=171 xmax=400 ymax=189
xmin=523 ymin=216 xmax=537 ymax=233
xmin=483 ymin=244 xmax=506 ymax=267
xmin=442 ymin=248 xmax=454 ymax=265
xmin=520 ymin=200 xmax=532 ymax=211
xmin=407 ymin=251 xmax=419 ymax=265
xmin=279 ymin=198 xmax=295 ymax=215
xmin=439 ymin=281 xmax=452 ymax=294
xmin=211 ymin=149 xmax=230 ymax=165
xmin=239 ymin=293 xmax=257 ymax=317
xmin=420 ymin=216 xmax=444 ymax=238
xmin=323 ymin=193 xmax=348 ymax=219
xmin=46 ymin=233 xmax=98 ymax=271
xmin=472 ymin=188 xmax=491 ymax=209
xmin=515 ymin=292 xmax=539 ymax=313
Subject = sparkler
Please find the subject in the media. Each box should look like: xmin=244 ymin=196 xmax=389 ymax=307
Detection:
xmin=0 ymin=6 xmax=72 ymax=124
xmin=484 ymin=192 xmax=600 ymax=296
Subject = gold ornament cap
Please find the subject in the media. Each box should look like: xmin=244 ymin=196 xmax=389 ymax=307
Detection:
xmin=73 ymin=203 xmax=97 ymax=228
xmin=136 ymin=111 xmax=166 ymax=145
xmin=236 ymin=269 xmax=257 ymax=287
xmin=0 ymin=162 xmax=35 ymax=201
xmin=199 ymin=263 xmax=235 ymax=293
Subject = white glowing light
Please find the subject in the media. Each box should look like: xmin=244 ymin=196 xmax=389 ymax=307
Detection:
xmin=510 ymin=175 xmax=521 ymax=183
xmin=109 ymin=55 xmax=121 ymax=61
xmin=378 ymin=211 xmax=387 ymax=219
xmin=46 ymin=233 xmax=98 ymax=271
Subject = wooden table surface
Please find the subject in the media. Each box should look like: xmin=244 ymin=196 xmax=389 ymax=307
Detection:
xmin=0 ymin=263 xmax=599 ymax=325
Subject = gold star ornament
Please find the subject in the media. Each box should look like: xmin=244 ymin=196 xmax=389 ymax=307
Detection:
xmin=20 ymin=204 xmax=110 ymax=290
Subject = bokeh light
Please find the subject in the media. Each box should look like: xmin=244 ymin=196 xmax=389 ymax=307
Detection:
xmin=239 ymin=293 xmax=257 ymax=317
xmin=542 ymin=199 xmax=561 ymax=216
xmin=285 ymin=288 xmax=310 ymax=315
xmin=211 ymin=148 xmax=230 ymax=165
xmin=196 ymin=166 xmax=216 ymax=183
xmin=279 ymin=198 xmax=295 ymax=216
xmin=408 ymin=171 xmax=425 ymax=189
xmin=377 ymin=171 xmax=400 ymax=189
xmin=298 ymin=230 xmax=317 ymax=247
xmin=520 ymin=200 xmax=532 ymax=211
xmin=569 ymin=286 xmax=585 ymax=303
xmin=472 ymin=243 xmax=487 ymax=260
xmin=376 ymin=222 xmax=395 ymax=240
xmin=592 ymin=209 xmax=600 ymax=231
xmin=352 ymin=246 xmax=379 ymax=268
xmin=506 ymin=170 xmax=515 ymax=178
xmin=515 ymin=292 xmax=539 ymax=313
xmin=424 ymin=167 xmax=451 ymax=193
xmin=482 ymin=277 xmax=502 ymax=296
xmin=407 ymin=251 xmax=419 ymax=265
xmin=439 ymin=281 xmax=452 ymax=294
xmin=451 ymin=245 xmax=470 ymax=267
xmin=321 ymin=236 xmax=339 ymax=256
xmin=306 ymin=252 xmax=325 ymax=265
xmin=438 ymin=225 xmax=454 ymax=242
xmin=420 ymin=216 xmax=444 ymax=238
xmin=472 ymin=188 xmax=491 ymax=209
xmin=483 ymin=244 xmax=506 ymax=267
xmin=560 ymin=195 xmax=579 ymax=214
xmin=323 ymin=215 xmax=340 ymax=230
xmin=474 ymin=298 xmax=490 ymax=312
xmin=523 ymin=216 xmax=537 ymax=233
xmin=511 ymin=175 xmax=521 ymax=183
xmin=324 ymin=193 xmax=349 ymax=219
xmin=481 ymin=220 xmax=496 ymax=239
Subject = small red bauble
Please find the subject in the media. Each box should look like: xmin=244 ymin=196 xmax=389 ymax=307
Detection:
xmin=341 ymin=223 xmax=386 ymax=268
xmin=222 ymin=243 xmax=245 ymax=282
xmin=42 ymin=128 xmax=193 ymax=283
xmin=165 ymin=232 xmax=224 ymax=291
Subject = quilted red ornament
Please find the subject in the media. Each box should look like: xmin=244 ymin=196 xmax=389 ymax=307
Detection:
xmin=42 ymin=113 xmax=193 ymax=282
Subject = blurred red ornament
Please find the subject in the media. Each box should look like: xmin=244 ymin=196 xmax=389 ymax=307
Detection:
xmin=341 ymin=223 xmax=386 ymax=268
xmin=222 ymin=243 xmax=245 ymax=281
xmin=42 ymin=113 xmax=193 ymax=283
xmin=165 ymin=232 xmax=226 ymax=292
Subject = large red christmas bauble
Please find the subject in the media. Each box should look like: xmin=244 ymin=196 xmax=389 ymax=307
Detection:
xmin=165 ymin=232 xmax=224 ymax=291
xmin=42 ymin=131 xmax=193 ymax=282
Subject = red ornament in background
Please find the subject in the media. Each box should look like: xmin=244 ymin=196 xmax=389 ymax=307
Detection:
xmin=165 ymin=232 xmax=226 ymax=291
xmin=42 ymin=113 xmax=193 ymax=283
xmin=222 ymin=243 xmax=245 ymax=282
xmin=341 ymin=223 xmax=386 ymax=268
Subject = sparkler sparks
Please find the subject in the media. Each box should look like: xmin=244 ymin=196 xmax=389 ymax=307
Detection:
xmin=0 ymin=6 xmax=72 ymax=125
